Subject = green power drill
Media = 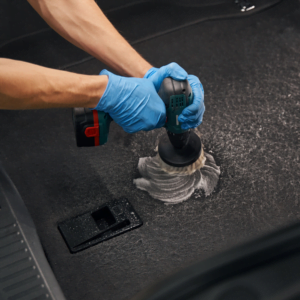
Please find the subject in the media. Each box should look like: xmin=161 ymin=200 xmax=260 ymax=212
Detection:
xmin=73 ymin=78 xmax=201 ymax=167
xmin=157 ymin=77 xmax=202 ymax=167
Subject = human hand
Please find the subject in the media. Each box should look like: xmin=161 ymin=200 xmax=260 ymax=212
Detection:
xmin=178 ymin=75 xmax=205 ymax=130
xmin=144 ymin=63 xmax=205 ymax=130
xmin=94 ymin=70 xmax=166 ymax=133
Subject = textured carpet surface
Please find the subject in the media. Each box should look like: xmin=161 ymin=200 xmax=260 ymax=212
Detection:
xmin=0 ymin=0 xmax=281 ymax=69
xmin=133 ymin=151 xmax=220 ymax=203
xmin=0 ymin=1 xmax=300 ymax=300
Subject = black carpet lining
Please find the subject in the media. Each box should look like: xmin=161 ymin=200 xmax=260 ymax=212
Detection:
xmin=0 ymin=0 xmax=282 ymax=70
xmin=0 ymin=1 xmax=299 ymax=300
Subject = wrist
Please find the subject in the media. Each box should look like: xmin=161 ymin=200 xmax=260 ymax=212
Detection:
xmin=123 ymin=61 xmax=153 ymax=78
xmin=139 ymin=63 xmax=154 ymax=78
xmin=86 ymin=75 xmax=108 ymax=108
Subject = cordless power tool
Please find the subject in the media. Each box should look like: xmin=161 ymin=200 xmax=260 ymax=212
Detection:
xmin=72 ymin=78 xmax=202 ymax=168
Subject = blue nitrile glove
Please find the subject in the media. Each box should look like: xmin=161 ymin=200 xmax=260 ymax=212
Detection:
xmin=178 ymin=75 xmax=205 ymax=130
xmin=94 ymin=70 xmax=166 ymax=133
xmin=144 ymin=63 xmax=205 ymax=130
xmin=144 ymin=67 xmax=158 ymax=79
xmin=145 ymin=63 xmax=188 ymax=91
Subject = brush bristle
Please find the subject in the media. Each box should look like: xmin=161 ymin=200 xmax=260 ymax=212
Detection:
xmin=157 ymin=145 xmax=206 ymax=175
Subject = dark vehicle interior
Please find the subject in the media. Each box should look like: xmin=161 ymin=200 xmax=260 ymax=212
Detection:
xmin=0 ymin=0 xmax=300 ymax=299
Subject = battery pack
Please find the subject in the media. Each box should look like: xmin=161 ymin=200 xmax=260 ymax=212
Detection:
xmin=72 ymin=108 xmax=112 ymax=147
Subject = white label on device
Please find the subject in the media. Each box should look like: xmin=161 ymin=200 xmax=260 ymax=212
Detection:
xmin=176 ymin=115 xmax=179 ymax=126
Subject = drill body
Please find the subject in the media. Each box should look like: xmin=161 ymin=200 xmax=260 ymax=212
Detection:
xmin=158 ymin=78 xmax=193 ymax=135
xmin=72 ymin=78 xmax=193 ymax=148
xmin=158 ymin=78 xmax=194 ymax=150
xmin=157 ymin=78 xmax=202 ymax=168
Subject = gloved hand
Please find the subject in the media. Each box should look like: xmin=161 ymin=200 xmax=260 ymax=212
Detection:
xmin=144 ymin=63 xmax=205 ymax=130
xmin=94 ymin=69 xmax=166 ymax=133
xmin=94 ymin=66 xmax=194 ymax=134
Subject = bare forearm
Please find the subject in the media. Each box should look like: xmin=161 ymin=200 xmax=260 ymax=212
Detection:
xmin=0 ymin=58 xmax=107 ymax=110
xmin=28 ymin=0 xmax=152 ymax=77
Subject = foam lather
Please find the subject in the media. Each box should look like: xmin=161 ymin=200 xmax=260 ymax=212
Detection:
xmin=133 ymin=152 xmax=220 ymax=204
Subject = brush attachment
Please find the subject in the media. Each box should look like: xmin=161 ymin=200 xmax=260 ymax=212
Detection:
xmin=157 ymin=130 xmax=206 ymax=175
xmin=157 ymin=146 xmax=205 ymax=175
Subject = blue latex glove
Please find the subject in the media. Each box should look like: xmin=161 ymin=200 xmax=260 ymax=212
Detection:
xmin=94 ymin=70 xmax=166 ymax=133
xmin=144 ymin=67 xmax=159 ymax=79
xmin=145 ymin=63 xmax=205 ymax=130
xmin=178 ymin=75 xmax=205 ymax=130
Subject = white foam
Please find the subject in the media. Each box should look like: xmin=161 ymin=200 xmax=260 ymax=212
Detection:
xmin=133 ymin=152 xmax=220 ymax=204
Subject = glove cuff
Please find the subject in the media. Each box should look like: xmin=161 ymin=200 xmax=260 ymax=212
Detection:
xmin=143 ymin=67 xmax=158 ymax=79
xmin=91 ymin=69 xmax=111 ymax=111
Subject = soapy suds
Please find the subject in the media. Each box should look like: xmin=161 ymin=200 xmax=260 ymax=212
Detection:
xmin=133 ymin=152 xmax=220 ymax=204
xmin=157 ymin=145 xmax=206 ymax=175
